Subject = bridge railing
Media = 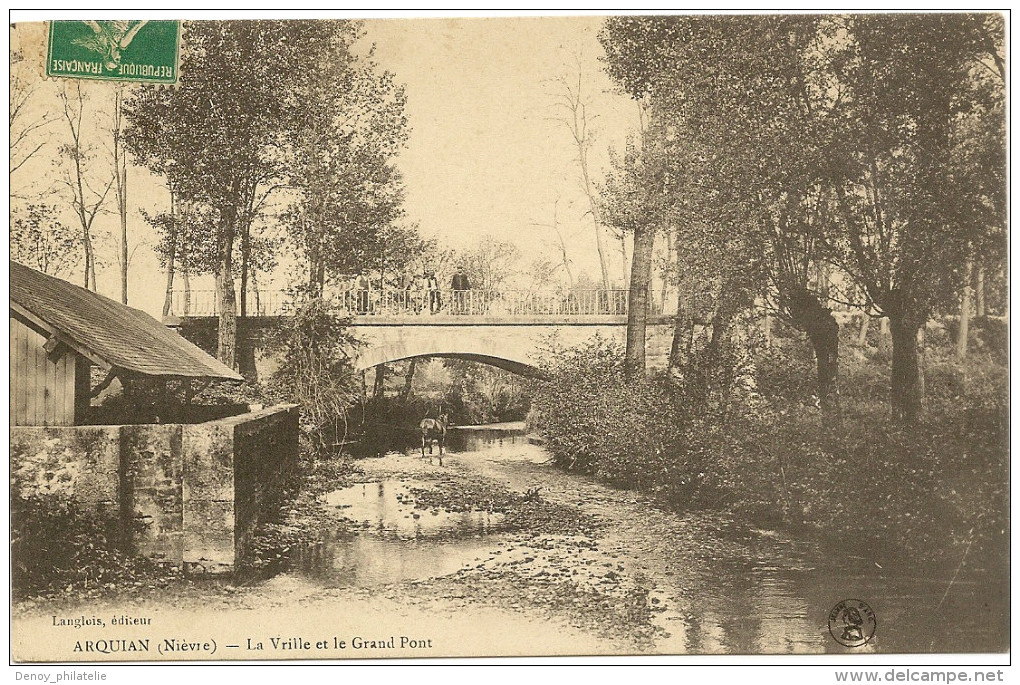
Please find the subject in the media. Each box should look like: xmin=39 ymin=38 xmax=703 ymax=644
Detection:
xmin=170 ymin=288 xmax=675 ymax=318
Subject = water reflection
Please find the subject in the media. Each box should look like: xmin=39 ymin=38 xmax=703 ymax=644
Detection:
xmin=288 ymin=478 xmax=507 ymax=588
xmin=291 ymin=536 xmax=498 ymax=588
xmin=296 ymin=423 xmax=1008 ymax=653
xmin=350 ymin=421 xmax=536 ymax=458
xmin=652 ymin=534 xmax=1008 ymax=654
xmin=323 ymin=479 xmax=505 ymax=539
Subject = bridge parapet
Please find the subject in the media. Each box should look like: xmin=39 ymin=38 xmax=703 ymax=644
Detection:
xmin=172 ymin=288 xmax=678 ymax=320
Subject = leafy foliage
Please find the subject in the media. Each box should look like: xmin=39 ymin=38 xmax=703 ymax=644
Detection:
xmin=10 ymin=203 xmax=79 ymax=277
xmin=532 ymin=334 xmax=1008 ymax=562
xmin=599 ymin=14 xmax=1005 ymax=423
xmin=124 ymin=20 xmax=416 ymax=361
xmin=266 ymin=298 xmax=360 ymax=449
xmin=441 ymin=360 xmax=530 ymax=425
xmin=11 ymin=494 xmax=175 ymax=600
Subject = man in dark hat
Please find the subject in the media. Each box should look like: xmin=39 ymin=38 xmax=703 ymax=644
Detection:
xmin=452 ymin=264 xmax=471 ymax=314
xmin=426 ymin=269 xmax=442 ymax=314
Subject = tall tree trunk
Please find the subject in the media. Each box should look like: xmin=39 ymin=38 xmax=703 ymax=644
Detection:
xmin=305 ymin=214 xmax=326 ymax=297
xmin=239 ymin=184 xmax=256 ymax=317
xmin=578 ymin=148 xmax=611 ymax=291
xmin=373 ymin=364 xmax=386 ymax=400
xmin=619 ymin=234 xmax=630 ymax=288
xmin=625 ymin=223 xmax=655 ymax=379
xmin=162 ymin=192 xmax=178 ymax=318
xmin=237 ymin=323 xmax=259 ymax=383
xmin=121 ymin=196 xmax=128 ymax=302
xmin=975 ymin=264 xmax=985 ymax=317
xmin=659 ymin=231 xmax=674 ymax=315
xmin=878 ymin=316 xmax=891 ymax=355
xmin=857 ymin=314 xmax=871 ymax=346
xmin=668 ymin=290 xmax=691 ymax=373
xmin=162 ymin=254 xmax=176 ymax=318
xmin=559 ymin=72 xmax=611 ymax=291
xmin=789 ymin=289 xmax=840 ymax=416
xmin=401 ymin=358 xmax=417 ymax=401
xmin=87 ymin=238 xmax=97 ymax=292
xmin=889 ymin=314 xmax=924 ymax=424
xmin=182 ymin=259 xmax=191 ymax=316
xmin=549 ymin=201 xmax=575 ymax=288
xmin=117 ymin=164 xmax=128 ymax=303
xmin=957 ymin=256 xmax=973 ymax=359
xmin=702 ymin=299 xmax=737 ymax=405
xmin=81 ymin=229 xmax=92 ymax=290
xmin=217 ymin=185 xmax=239 ymax=368
xmin=667 ymin=233 xmax=690 ymax=373
xmin=240 ymin=226 xmax=250 ymax=318
xmin=113 ymin=87 xmax=129 ymax=305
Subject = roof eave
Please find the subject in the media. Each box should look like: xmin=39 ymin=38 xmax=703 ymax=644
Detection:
xmin=10 ymin=301 xmax=244 ymax=383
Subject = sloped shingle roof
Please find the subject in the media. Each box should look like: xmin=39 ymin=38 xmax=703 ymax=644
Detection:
xmin=10 ymin=261 xmax=242 ymax=381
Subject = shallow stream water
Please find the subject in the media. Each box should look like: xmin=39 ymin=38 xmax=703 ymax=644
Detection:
xmin=288 ymin=422 xmax=1008 ymax=654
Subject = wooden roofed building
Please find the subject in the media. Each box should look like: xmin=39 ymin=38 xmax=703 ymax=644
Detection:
xmin=9 ymin=260 xmax=242 ymax=427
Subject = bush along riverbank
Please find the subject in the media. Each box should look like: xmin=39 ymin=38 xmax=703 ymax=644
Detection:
xmin=529 ymin=332 xmax=1008 ymax=570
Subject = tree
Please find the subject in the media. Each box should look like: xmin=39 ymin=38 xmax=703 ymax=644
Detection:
xmin=145 ymin=195 xmax=218 ymax=318
xmin=125 ymin=21 xmax=348 ymax=366
xmin=459 ymin=237 xmax=521 ymax=291
xmin=110 ymin=85 xmax=131 ymax=303
xmin=600 ymin=17 xmax=801 ymax=394
xmin=600 ymin=129 xmax=667 ymax=379
xmin=281 ymin=22 xmax=409 ymax=296
xmin=269 ymin=298 xmax=359 ymax=450
xmin=952 ymin=15 xmax=1006 ymax=353
xmin=601 ymin=14 xmax=1003 ymax=422
xmin=812 ymin=14 xmax=1000 ymax=422
xmin=10 ymin=204 xmax=78 ymax=277
xmin=10 ymin=37 xmax=54 ymax=186
xmin=530 ymin=198 xmax=576 ymax=289
xmin=549 ymin=67 xmax=617 ymax=290
xmin=58 ymin=82 xmax=113 ymax=291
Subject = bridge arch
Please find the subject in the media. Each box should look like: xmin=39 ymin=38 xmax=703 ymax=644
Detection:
xmin=353 ymin=333 xmax=546 ymax=378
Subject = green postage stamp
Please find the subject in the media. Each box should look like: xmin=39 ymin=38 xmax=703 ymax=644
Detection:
xmin=46 ymin=20 xmax=180 ymax=83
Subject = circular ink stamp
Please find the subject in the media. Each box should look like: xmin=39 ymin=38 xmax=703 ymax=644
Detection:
xmin=828 ymin=599 xmax=877 ymax=647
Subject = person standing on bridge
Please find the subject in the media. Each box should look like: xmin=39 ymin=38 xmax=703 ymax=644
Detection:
xmin=355 ymin=269 xmax=370 ymax=315
xmin=452 ymin=264 xmax=471 ymax=315
xmin=426 ymin=269 xmax=442 ymax=314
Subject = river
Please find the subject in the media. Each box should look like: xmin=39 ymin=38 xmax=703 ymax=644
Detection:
xmin=11 ymin=421 xmax=1006 ymax=661
xmin=285 ymin=422 xmax=1009 ymax=655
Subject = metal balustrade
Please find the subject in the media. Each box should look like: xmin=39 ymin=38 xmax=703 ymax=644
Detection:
xmin=169 ymin=288 xmax=677 ymax=318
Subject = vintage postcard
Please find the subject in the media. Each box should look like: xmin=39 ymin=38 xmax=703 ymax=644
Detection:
xmin=8 ymin=11 xmax=1010 ymax=671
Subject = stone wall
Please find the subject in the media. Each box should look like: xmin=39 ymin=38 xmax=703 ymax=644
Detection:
xmin=10 ymin=424 xmax=121 ymax=516
xmin=232 ymin=405 xmax=299 ymax=564
xmin=10 ymin=404 xmax=299 ymax=575
xmin=122 ymin=424 xmax=184 ymax=564
xmin=182 ymin=405 xmax=299 ymax=573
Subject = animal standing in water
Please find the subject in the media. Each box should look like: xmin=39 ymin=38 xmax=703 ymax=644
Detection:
xmin=419 ymin=413 xmax=449 ymax=465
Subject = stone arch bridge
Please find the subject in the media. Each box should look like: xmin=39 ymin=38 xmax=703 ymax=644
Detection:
xmin=170 ymin=289 xmax=677 ymax=378
xmin=350 ymin=315 xmax=675 ymax=378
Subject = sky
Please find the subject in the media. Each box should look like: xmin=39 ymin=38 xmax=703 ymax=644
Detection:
xmin=364 ymin=16 xmax=638 ymax=258
xmin=8 ymin=14 xmax=642 ymax=317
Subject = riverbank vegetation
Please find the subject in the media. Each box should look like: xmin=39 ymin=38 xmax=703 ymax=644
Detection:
xmin=10 ymin=493 xmax=180 ymax=601
xmin=532 ymin=321 xmax=1008 ymax=565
